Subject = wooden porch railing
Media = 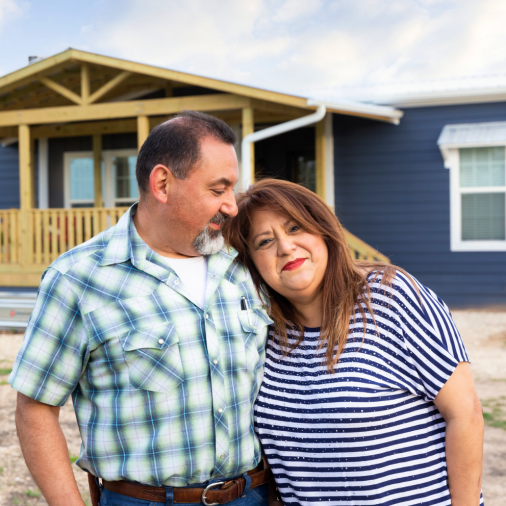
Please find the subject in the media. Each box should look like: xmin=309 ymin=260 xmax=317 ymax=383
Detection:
xmin=0 ymin=207 xmax=388 ymax=286
xmin=0 ymin=208 xmax=128 ymax=269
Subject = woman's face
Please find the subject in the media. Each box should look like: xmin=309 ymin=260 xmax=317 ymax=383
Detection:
xmin=248 ymin=209 xmax=328 ymax=304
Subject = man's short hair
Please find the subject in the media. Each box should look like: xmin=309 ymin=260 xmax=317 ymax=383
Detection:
xmin=136 ymin=110 xmax=237 ymax=194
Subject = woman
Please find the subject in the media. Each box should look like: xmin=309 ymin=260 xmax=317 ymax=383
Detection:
xmin=223 ymin=179 xmax=484 ymax=506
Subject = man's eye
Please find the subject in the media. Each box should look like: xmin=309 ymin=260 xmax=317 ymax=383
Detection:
xmin=213 ymin=190 xmax=225 ymax=196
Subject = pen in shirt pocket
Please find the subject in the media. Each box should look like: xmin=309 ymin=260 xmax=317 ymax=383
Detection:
xmin=241 ymin=296 xmax=252 ymax=326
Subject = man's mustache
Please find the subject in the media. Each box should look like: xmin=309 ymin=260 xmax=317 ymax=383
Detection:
xmin=209 ymin=213 xmax=228 ymax=226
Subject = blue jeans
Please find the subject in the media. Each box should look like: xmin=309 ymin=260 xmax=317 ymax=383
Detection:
xmin=98 ymin=477 xmax=269 ymax=506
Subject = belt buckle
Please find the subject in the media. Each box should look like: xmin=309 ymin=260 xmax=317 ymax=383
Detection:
xmin=202 ymin=481 xmax=225 ymax=506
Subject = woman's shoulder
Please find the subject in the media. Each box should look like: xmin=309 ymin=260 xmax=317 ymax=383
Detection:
xmin=363 ymin=268 xmax=447 ymax=314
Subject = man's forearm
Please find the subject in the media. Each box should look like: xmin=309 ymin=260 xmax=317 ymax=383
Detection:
xmin=445 ymin=414 xmax=484 ymax=506
xmin=15 ymin=393 xmax=85 ymax=506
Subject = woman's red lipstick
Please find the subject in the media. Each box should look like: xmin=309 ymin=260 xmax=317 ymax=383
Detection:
xmin=282 ymin=258 xmax=306 ymax=271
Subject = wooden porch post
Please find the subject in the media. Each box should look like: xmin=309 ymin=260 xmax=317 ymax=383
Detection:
xmin=315 ymin=119 xmax=326 ymax=201
xmin=137 ymin=115 xmax=150 ymax=151
xmin=18 ymin=124 xmax=33 ymax=264
xmin=242 ymin=107 xmax=255 ymax=184
xmin=93 ymin=134 xmax=103 ymax=207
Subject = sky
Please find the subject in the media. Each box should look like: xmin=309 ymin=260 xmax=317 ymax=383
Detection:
xmin=1 ymin=0 xmax=506 ymax=101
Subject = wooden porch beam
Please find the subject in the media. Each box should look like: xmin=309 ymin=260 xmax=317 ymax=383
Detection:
xmin=0 ymin=93 xmax=249 ymax=127
xmin=39 ymin=76 xmax=83 ymax=105
xmin=137 ymin=115 xmax=150 ymax=150
xmin=250 ymin=98 xmax=308 ymax=117
xmin=242 ymin=106 xmax=255 ymax=184
xmin=87 ymin=71 xmax=132 ymax=104
xmin=19 ymin=125 xmax=33 ymax=210
xmin=81 ymin=63 xmax=90 ymax=103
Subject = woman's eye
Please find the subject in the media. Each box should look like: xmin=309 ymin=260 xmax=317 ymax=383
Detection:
xmin=258 ymin=238 xmax=272 ymax=248
xmin=289 ymin=225 xmax=300 ymax=233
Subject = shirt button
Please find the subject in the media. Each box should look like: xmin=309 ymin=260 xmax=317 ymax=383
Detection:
xmin=174 ymin=279 xmax=179 ymax=285
xmin=220 ymin=454 xmax=225 ymax=459
xmin=213 ymin=359 xmax=218 ymax=365
xmin=254 ymin=326 xmax=257 ymax=330
xmin=211 ymin=274 xmax=216 ymax=279
xmin=205 ymin=314 xmax=209 ymax=319
xmin=218 ymin=408 xmax=223 ymax=413
xmin=158 ymin=339 xmax=164 ymax=344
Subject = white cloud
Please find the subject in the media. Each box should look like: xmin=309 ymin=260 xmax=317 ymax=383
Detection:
xmin=273 ymin=0 xmax=323 ymax=23
xmin=0 ymin=0 xmax=25 ymax=29
xmin=80 ymin=0 xmax=506 ymax=99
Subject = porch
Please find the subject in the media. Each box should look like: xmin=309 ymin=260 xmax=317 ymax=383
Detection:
xmin=0 ymin=49 xmax=394 ymax=286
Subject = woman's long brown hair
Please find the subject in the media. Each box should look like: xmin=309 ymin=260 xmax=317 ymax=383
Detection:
xmin=223 ymin=178 xmax=405 ymax=371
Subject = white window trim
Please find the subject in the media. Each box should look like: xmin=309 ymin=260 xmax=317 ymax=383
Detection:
xmin=63 ymin=151 xmax=95 ymax=208
xmin=102 ymin=149 xmax=138 ymax=208
xmin=444 ymin=147 xmax=506 ymax=252
xmin=64 ymin=149 xmax=138 ymax=209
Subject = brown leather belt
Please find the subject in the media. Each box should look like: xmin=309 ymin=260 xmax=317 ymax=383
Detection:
xmin=102 ymin=464 xmax=273 ymax=504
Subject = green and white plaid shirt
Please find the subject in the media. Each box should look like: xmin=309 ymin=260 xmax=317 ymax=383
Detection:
xmin=9 ymin=206 xmax=273 ymax=486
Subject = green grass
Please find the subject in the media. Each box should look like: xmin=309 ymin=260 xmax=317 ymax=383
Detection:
xmin=25 ymin=489 xmax=41 ymax=498
xmin=0 ymin=466 xmax=3 ymax=474
xmin=69 ymin=451 xmax=79 ymax=464
xmin=0 ymin=367 xmax=12 ymax=375
xmin=482 ymin=396 xmax=506 ymax=431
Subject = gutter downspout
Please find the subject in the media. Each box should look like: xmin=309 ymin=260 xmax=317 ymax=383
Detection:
xmin=240 ymin=102 xmax=326 ymax=190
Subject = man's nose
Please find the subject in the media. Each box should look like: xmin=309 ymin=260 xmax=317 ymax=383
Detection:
xmin=220 ymin=191 xmax=238 ymax=217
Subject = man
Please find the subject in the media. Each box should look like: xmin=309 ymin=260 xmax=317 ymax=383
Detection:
xmin=9 ymin=111 xmax=273 ymax=506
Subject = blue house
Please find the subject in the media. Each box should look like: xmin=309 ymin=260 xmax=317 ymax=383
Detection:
xmin=0 ymin=49 xmax=504 ymax=309
xmin=331 ymin=91 xmax=506 ymax=307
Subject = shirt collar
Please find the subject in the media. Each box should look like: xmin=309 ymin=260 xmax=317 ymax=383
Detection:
xmin=99 ymin=204 xmax=239 ymax=278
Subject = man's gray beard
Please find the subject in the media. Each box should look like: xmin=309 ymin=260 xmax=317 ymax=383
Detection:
xmin=193 ymin=225 xmax=225 ymax=255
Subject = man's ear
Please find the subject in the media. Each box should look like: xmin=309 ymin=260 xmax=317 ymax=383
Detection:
xmin=149 ymin=164 xmax=174 ymax=204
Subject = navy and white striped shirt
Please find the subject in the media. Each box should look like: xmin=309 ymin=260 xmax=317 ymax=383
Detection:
xmin=255 ymin=272 xmax=484 ymax=505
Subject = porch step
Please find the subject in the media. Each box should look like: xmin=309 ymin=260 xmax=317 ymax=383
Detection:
xmin=0 ymin=291 xmax=37 ymax=330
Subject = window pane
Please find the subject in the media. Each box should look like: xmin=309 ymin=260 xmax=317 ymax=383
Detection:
xmin=460 ymin=147 xmax=505 ymax=188
xmin=462 ymin=193 xmax=505 ymax=240
xmin=114 ymin=156 xmax=139 ymax=199
xmin=69 ymin=158 xmax=94 ymax=201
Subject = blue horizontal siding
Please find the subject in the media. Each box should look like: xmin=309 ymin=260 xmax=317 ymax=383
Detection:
xmin=0 ymin=143 xmax=19 ymax=209
xmin=334 ymin=101 xmax=506 ymax=307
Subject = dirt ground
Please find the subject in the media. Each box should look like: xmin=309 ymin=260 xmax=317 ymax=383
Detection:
xmin=0 ymin=310 xmax=505 ymax=506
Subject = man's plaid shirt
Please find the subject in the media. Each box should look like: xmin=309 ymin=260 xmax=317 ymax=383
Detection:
xmin=9 ymin=206 xmax=273 ymax=486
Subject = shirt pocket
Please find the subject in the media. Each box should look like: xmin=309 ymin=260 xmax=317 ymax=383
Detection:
xmin=120 ymin=323 xmax=184 ymax=393
xmin=238 ymin=308 xmax=274 ymax=373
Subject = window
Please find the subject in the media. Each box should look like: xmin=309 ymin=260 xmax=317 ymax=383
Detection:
xmin=64 ymin=150 xmax=138 ymax=209
xmin=113 ymin=155 xmax=139 ymax=206
xmin=459 ymin=148 xmax=505 ymax=242
xmin=64 ymin=152 xmax=103 ymax=208
xmin=438 ymin=122 xmax=506 ymax=251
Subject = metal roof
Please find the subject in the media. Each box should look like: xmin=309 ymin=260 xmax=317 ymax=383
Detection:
xmin=438 ymin=121 xmax=506 ymax=148
xmin=437 ymin=121 xmax=506 ymax=168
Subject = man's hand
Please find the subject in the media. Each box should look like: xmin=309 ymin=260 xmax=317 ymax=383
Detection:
xmin=15 ymin=393 xmax=86 ymax=506
xmin=434 ymin=362 xmax=484 ymax=506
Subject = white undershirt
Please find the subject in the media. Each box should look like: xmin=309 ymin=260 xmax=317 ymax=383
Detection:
xmin=159 ymin=255 xmax=207 ymax=308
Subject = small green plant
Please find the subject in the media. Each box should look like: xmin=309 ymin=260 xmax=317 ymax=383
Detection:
xmin=0 ymin=367 xmax=12 ymax=375
xmin=25 ymin=489 xmax=41 ymax=498
xmin=0 ymin=380 xmax=8 ymax=386
xmin=482 ymin=396 xmax=506 ymax=431
xmin=0 ymin=466 xmax=3 ymax=474
xmin=69 ymin=451 xmax=79 ymax=464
